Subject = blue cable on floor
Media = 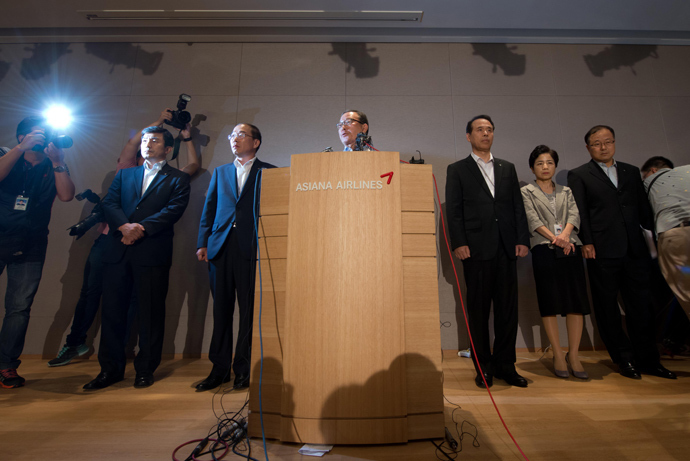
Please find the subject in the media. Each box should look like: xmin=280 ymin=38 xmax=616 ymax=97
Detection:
xmin=252 ymin=169 xmax=269 ymax=461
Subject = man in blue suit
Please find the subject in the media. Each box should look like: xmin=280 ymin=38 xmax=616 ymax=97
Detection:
xmin=196 ymin=123 xmax=275 ymax=391
xmin=83 ymin=126 xmax=190 ymax=390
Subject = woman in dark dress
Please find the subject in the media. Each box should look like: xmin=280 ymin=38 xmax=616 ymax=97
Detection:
xmin=521 ymin=145 xmax=591 ymax=379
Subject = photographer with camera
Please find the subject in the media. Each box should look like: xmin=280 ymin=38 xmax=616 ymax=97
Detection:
xmin=118 ymin=104 xmax=199 ymax=176
xmin=48 ymin=108 xmax=199 ymax=369
xmin=0 ymin=115 xmax=75 ymax=389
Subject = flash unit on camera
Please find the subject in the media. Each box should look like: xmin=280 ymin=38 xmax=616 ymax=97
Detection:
xmin=43 ymin=105 xmax=73 ymax=129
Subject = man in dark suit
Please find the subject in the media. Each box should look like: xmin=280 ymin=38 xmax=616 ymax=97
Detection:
xmin=195 ymin=123 xmax=275 ymax=391
xmin=446 ymin=115 xmax=530 ymax=388
xmin=568 ymin=125 xmax=675 ymax=380
xmin=83 ymin=126 xmax=190 ymax=390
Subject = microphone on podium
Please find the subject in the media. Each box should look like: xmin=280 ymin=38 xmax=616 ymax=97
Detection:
xmin=355 ymin=132 xmax=373 ymax=151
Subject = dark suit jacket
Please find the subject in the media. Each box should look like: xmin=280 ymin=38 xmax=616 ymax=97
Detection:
xmin=197 ymin=158 xmax=276 ymax=261
xmin=446 ymin=155 xmax=529 ymax=260
xmin=101 ymin=163 xmax=191 ymax=266
xmin=567 ymin=159 xmax=653 ymax=259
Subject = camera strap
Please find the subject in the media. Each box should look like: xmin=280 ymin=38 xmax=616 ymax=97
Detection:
xmin=171 ymin=136 xmax=181 ymax=161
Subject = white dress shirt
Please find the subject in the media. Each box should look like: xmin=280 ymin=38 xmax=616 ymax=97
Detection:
xmin=596 ymin=160 xmax=618 ymax=188
xmin=234 ymin=156 xmax=256 ymax=194
xmin=471 ymin=151 xmax=495 ymax=197
xmin=142 ymin=159 xmax=166 ymax=195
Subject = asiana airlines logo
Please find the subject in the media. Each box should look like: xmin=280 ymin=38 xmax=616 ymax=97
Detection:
xmin=295 ymin=180 xmax=384 ymax=192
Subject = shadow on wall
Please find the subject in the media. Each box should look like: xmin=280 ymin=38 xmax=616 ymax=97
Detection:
xmin=19 ymin=43 xmax=164 ymax=81
xmin=20 ymin=43 xmax=72 ymax=80
xmin=554 ymin=169 xmax=569 ymax=187
xmin=437 ymin=202 xmax=471 ymax=351
xmin=0 ymin=54 xmax=10 ymax=83
xmin=471 ymin=44 xmax=526 ymax=76
xmin=329 ymin=43 xmax=380 ymax=79
xmin=584 ymin=45 xmax=658 ymax=77
xmin=43 ymin=170 xmax=116 ymax=358
xmin=190 ymin=115 xmax=211 ymax=149
xmin=163 ymin=170 xmax=213 ymax=357
xmin=84 ymin=43 xmax=163 ymax=76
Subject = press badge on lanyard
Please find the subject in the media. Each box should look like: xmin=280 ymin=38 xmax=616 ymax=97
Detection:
xmin=15 ymin=195 xmax=29 ymax=211
xmin=554 ymin=223 xmax=563 ymax=235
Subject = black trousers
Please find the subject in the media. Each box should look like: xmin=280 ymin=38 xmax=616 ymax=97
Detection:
xmin=98 ymin=256 xmax=170 ymax=377
xmin=207 ymin=230 xmax=256 ymax=378
xmin=586 ymin=255 xmax=660 ymax=366
xmin=462 ymin=247 xmax=518 ymax=376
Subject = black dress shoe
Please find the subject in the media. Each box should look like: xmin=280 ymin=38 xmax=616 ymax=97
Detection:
xmin=495 ymin=371 xmax=528 ymax=387
xmin=233 ymin=375 xmax=250 ymax=390
xmin=618 ymin=362 xmax=642 ymax=379
xmin=196 ymin=372 xmax=231 ymax=391
xmin=640 ymin=364 xmax=677 ymax=379
xmin=83 ymin=372 xmax=124 ymax=390
xmin=134 ymin=374 xmax=154 ymax=388
xmin=474 ymin=372 xmax=493 ymax=388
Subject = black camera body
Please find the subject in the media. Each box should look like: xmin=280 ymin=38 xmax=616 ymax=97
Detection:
xmin=164 ymin=93 xmax=192 ymax=130
xmin=31 ymin=127 xmax=73 ymax=152
xmin=67 ymin=189 xmax=104 ymax=240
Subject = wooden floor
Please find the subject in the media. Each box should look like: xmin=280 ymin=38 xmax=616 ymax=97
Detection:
xmin=2 ymin=351 xmax=689 ymax=460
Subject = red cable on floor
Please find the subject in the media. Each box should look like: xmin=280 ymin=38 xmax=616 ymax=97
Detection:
xmin=367 ymin=147 xmax=529 ymax=460
xmin=429 ymin=170 xmax=530 ymax=461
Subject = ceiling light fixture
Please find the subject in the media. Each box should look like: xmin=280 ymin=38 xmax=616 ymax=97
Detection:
xmin=80 ymin=10 xmax=423 ymax=22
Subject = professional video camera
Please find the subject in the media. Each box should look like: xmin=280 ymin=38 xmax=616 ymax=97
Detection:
xmin=164 ymin=93 xmax=192 ymax=130
xmin=67 ymin=189 xmax=104 ymax=240
xmin=31 ymin=127 xmax=73 ymax=152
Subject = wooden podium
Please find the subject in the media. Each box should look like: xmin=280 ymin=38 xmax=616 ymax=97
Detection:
xmin=247 ymin=151 xmax=443 ymax=445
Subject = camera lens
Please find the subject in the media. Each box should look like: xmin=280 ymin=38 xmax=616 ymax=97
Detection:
xmin=53 ymin=135 xmax=74 ymax=149
xmin=177 ymin=111 xmax=191 ymax=125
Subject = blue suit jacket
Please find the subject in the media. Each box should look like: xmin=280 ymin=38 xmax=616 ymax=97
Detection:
xmin=197 ymin=158 xmax=275 ymax=261
xmin=101 ymin=163 xmax=191 ymax=266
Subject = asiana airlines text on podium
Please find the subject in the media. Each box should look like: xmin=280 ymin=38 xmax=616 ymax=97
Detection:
xmin=295 ymin=180 xmax=384 ymax=192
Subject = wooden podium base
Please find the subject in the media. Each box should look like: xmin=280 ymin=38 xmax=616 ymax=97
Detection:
xmin=248 ymin=152 xmax=443 ymax=444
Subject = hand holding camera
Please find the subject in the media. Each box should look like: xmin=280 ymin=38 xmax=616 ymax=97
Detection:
xmin=18 ymin=129 xmax=46 ymax=152
xmin=46 ymin=142 xmax=66 ymax=167
xmin=156 ymin=108 xmax=174 ymax=126
xmin=180 ymin=123 xmax=192 ymax=141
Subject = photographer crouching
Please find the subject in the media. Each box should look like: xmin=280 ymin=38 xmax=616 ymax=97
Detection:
xmin=47 ymin=106 xmax=199 ymax=369
xmin=0 ymin=116 xmax=75 ymax=389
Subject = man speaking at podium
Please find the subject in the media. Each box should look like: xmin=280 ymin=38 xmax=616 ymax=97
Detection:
xmin=338 ymin=110 xmax=374 ymax=151
xmin=446 ymin=115 xmax=530 ymax=389
xmin=195 ymin=123 xmax=275 ymax=391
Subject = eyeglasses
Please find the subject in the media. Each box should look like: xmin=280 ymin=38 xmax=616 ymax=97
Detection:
xmin=228 ymin=132 xmax=254 ymax=141
xmin=336 ymin=118 xmax=362 ymax=129
xmin=589 ymin=140 xmax=615 ymax=149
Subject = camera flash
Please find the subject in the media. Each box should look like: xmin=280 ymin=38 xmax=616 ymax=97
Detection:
xmin=43 ymin=105 xmax=73 ymax=129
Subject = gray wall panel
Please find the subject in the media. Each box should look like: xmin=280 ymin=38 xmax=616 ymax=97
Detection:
xmin=0 ymin=42 xmax=686 ymax=363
